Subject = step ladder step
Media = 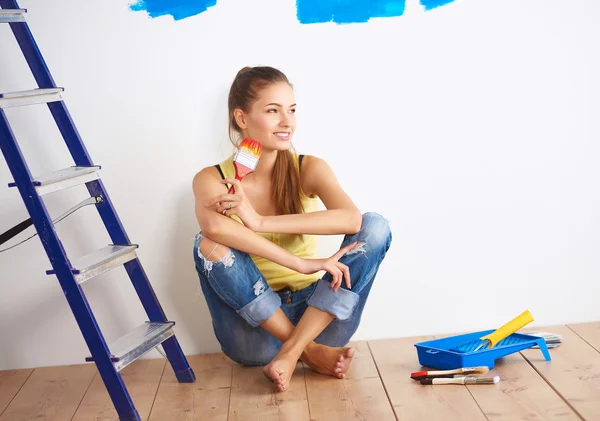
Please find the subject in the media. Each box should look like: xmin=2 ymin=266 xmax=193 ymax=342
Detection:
xmin=0 ymin=9 xmax=26 ymax=23
xmin=86 ymin=322 xmax=175 ymax=372
xmin=47 ymin=245 xmax=138 ymax=284
xmin=0 ymin=88 xmax=63 ymax=108
xmin=8 ymin=166 xmax=101 ymax=195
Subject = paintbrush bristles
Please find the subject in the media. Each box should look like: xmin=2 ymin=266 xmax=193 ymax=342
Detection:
xmin=470 ymin=375 xmax=500 ymax=384
xmin=233 ymin=138 xmax=262 ymax=171
xmin=465 ymin=366 xmax=489 ymax=375
xmin=238 ymin=138 xmax=262 ymax=157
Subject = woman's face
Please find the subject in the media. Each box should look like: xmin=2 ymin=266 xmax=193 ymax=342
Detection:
xmin=236 ymin=82 xmax=296 ymax=151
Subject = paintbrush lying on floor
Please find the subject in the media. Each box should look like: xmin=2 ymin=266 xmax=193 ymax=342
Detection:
xmin=411 ymin=366 xmax=489 ymax=380
xmin=420 ymin=376 xmax=500 ymax=385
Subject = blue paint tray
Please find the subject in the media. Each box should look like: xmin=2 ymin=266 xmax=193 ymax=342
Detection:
xmin=414 ymin=330 xmax=551 ymax=369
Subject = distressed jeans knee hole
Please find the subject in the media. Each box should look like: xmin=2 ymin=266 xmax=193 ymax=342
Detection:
xmin=197 ymin=238 xmax=235 ymax=273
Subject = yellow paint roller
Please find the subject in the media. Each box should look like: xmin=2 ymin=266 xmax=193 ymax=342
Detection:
xmin=474 ymin=310 xmax=534 ymax=351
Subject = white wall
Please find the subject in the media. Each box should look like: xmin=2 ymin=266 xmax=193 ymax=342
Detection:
xmin=1 ymin=0 xmax=598 ymax=370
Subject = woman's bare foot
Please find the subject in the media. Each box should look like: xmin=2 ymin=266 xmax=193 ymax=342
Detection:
xmin=302 ymin=343 xmax=355 ymax=379
xmin=263 ymin=352 xmax=298 ymax=392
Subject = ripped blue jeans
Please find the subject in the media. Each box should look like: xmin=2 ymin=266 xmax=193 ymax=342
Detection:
xmin=193 ymin=212 xmax=392 ymax=366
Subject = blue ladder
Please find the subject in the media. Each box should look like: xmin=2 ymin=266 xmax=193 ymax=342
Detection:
xmin=0 ymin=3 xmax=196 ymax=421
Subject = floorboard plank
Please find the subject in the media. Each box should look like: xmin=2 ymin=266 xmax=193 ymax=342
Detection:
xmin=0 ymin=363 xmax=96 ymax=421
xmin=148 ymin=353 xmax=232 ymax=421
xmin=228 ymin=361 xmax=310 ymax=421
xmin=72 ymin=358 xmax=166 ymax=421
xmin=369 ymin=336 xmax=486 ymax=421
xmin=305 ymin=341 xmax=395 ymax=421
xmin=343 ymin=340 xmax=379 ymax=380
xmin=568 ymin=322 xmax=600 ymax=354
xmin=0 ymin=369 xmax=32 ymax=416
xmin=521 ymin=325 xmax=600 ymax=420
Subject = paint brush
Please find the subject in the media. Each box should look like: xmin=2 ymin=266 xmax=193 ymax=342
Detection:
xmin=420 ymin=375 xmax=500 ymax=385
xmin=228 ymin=138 xmax=262 ymax=194
xmin=411 ymin=366 xmax=489 ymax=380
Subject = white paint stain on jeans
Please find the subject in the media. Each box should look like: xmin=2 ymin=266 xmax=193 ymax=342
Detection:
xmin=253 ymin=279 xmax=266 ymax=296
xmin=346 ymin=241 xmax=367 ymax=256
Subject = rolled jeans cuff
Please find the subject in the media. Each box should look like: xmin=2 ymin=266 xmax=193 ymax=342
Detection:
xmin=237 ymin=287 xmax=281 ymax=328
xmin=306 ymin=279 xmax=360 ymax=321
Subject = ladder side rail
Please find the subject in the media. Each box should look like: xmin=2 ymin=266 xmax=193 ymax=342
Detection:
xmin=124 ymin=259 xmax=197 ymax=381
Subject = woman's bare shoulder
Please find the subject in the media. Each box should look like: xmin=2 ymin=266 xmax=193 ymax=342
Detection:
xmin=192 ymin=165 xmax=225 ymax=196
xmin=299 ymin=154 xmax=335 ymax=197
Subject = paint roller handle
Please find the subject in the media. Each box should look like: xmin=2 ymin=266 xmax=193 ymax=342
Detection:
xmin=480 ymin=310 xmax=534 ymax=348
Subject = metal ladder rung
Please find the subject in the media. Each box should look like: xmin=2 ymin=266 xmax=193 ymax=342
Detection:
xmin=8 ymin=166 xmax=101 ymax=195
xmin=86 ymin=322 xmax=175 ymax=372
xmin=0 ymin=9 xmax=26 ymax=23
xmin=0 ymin=88 xmax=63 ymax=108
xmin=47 ymin=245 xmax=138 ymax=284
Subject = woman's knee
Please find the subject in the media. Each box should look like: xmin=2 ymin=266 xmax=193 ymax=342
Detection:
xmin=194 ymin=233 xmax=282 ymax=326
xmin=199 ymin=237 xmax=233 ymax=263
xmin=359 ymin=212 xmax=392 ymax=251
xmin=194 ymin=234 xmax=236 ymax=274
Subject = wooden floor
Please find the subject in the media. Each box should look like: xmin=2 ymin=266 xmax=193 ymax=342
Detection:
xmin=1 ymin=322 xmax=599 ymax=420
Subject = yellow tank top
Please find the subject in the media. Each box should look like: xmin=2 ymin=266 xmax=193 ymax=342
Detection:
xmin=216 ymin=153 xmax=321 ymax=292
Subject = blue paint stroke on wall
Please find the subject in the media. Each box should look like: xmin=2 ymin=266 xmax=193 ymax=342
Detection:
xmin=129 ymin=0 xmax=217 ymax=21
xmin=419 ymin=0 xmax=456 ymax=11
xmin=296 ymin=0 xmax=406 ymax=25
xmin=129 ymin=0 xmax=457 ymax=23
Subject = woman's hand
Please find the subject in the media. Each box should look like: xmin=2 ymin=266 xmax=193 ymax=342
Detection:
xmin=297 ymin=241 xmax=358 ymax=292
xmin=205 ymin=179 xmax=263 ymax=231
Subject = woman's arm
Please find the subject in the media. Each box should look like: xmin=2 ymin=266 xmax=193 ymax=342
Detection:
xmin=193 ymin=167 xmax=304 ymax=271
xmin=194 ymin=165 xmax=359 ymax=288
xmin=257 ymin=155 xmax=362 ymax=235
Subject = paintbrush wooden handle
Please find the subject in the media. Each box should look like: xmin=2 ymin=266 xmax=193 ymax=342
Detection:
xmin=227 ymin=174 xmax=244 ymax=195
